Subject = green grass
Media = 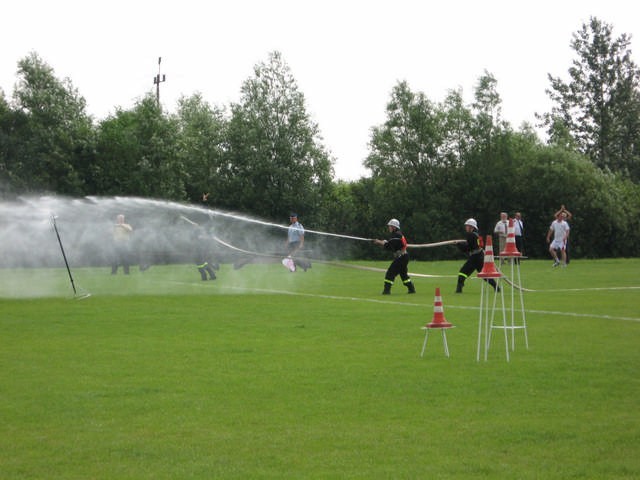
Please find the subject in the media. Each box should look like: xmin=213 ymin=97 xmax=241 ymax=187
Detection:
xmin=1 ymin=259 xmax=639 ymax=479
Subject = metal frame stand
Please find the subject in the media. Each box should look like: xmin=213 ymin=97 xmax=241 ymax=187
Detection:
xmin=502 ymin=257 xmax=528 ymax=351
xmin=477 ymin=277 xmax=509 ymax=361
xmin=421 ymin=326 xmax=453 ymax=358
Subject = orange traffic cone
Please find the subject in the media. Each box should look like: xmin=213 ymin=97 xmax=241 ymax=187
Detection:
xmin=478 ymin=235 xmax=502 ymax=278
xmin=427 ymin=287 xmax=452 ymax=328
xmin=500 ymin=218 xmax=522 ymax=257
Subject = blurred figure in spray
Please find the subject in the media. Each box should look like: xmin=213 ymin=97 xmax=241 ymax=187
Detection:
xmin=285 ymin=213 xmax=311 ymax=272
xmin=193 ymin=225 xmax=219 ymax=281
xmin=456 ymin=218 xmax=498 ymax=293
xmin=111 ymin=214 xmax=133 ymax=274
xmin=373 ymin=218 xmax=415 ymax=295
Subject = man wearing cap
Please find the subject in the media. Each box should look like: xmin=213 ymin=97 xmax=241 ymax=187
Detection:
xmin=285 ymin=213 xmax=311 ymax=272
xmin=373 ymin=218 xmax=416 ymax=295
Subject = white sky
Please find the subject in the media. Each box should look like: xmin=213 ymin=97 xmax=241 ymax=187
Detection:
xmin=2 ymin=0 xmax=638 ymax=180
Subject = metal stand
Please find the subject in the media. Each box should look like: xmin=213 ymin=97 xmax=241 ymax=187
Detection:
xmin=501 ymin=256 xmax=528 ymax=351
xmin=421 ymin=326 xmax=453 ymax=358
xmin=477 ymin=277 xmax=509 ymax=361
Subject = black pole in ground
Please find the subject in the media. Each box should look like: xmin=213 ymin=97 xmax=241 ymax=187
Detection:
xmin=51 ymin=215 xmax=77 ymax=296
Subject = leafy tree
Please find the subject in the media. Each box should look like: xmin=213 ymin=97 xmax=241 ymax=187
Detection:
xmin=0 ymin=92 xmax=16 ymax=196
xmin=471 ymin=70 xmax=506 ymax=153
xmin=542 ymin=17 xmax=640 ymax=182
xmin=511 ymin=143 xmax=640 ymax=258
xmin=365 ymin=78 xmax=508 ymax=257
xmin=8 ymin=52 xmax=95 ymax=194
xmin=174 ymin=93 xmax=228 ymax=204
xmin=366 ymin=81 xmax=460 ymax=180
xmin=223 ymin=51 xmax=333 ymax=220
xmin=365 ymin=81 xmax=450 ymax=248
xmin=93 ymin=95 xmax=185 ymax=199
xmin=441 ymin=88 xmax=475 ymax=167
xmin=311 ymin=177 xmax=396 ymax=259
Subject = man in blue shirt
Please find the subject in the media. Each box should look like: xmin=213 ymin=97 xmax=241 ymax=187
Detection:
xmin=285 ymin=213 xmax=311 ymax=272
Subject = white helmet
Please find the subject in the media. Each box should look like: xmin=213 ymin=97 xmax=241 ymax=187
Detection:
xmin=464 ymin=218 xmax=478 ymax=229
xmin=387 ymin=218 xmax=400 ymax=229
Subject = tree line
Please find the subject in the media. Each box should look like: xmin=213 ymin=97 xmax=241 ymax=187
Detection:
xmin=1 ymin=17 xmax=639 ymax=260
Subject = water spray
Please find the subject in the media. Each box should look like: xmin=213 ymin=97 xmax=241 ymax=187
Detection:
xmin=184 ymin=209 xmax=463 ymax=247
xmin=1 ymin=196 xmax=461 ymax=296
xmin=209 ymin=227 xmax=452 ymax=278
xmin=179 ymin=215 xmax=199 ymax=227
xmin=183 ymin=207 xmax=375 ymax=242
xmin=178 ymin=212 xmax=459 ymax=278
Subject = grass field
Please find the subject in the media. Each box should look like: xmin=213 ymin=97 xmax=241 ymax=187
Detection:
xmin=1 ymin=258 xmax=639 ymax=479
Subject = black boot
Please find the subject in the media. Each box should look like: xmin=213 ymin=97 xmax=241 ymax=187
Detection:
xmin=198 ymin=267 xmax=208 ymax=281
xmin=206 ymin=265 xmax=217 ymax=280
xmin=456 ymin=279 xmax=464 ymax=293
xmin=382 ymin=283 xmax=392 ymax=295
xmin=406 ymin=281 xmax=416 ymax=294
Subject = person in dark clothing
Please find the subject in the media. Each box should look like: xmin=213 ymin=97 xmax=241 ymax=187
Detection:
xmin=193 ymin=226 xmax=219 ymax=281
xmin=456 ymin=218 xmax=498 ymax=293
xmin=373 ymin=218 xmax=416 ymax=295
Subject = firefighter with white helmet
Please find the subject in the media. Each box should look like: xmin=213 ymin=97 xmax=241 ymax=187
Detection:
xmin=456 ymin=218 xmax=498 ymax=293
xmin=373 ymin=218 xmax=416 ymax=295
xmin=464 ymin=218 xmax=478 ymax=229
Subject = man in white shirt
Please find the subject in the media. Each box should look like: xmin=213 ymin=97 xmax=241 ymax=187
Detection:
xmin=494 ymin=212 xmax=508 ymax=264
xmin=546 ymin=212 xmax=570 ymax=267
xmin=514 ymin=212 xmax=524 ymax=255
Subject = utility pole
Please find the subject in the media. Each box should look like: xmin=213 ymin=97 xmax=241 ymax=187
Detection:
xmin=153 ymin=57 xmax=166 ymax=108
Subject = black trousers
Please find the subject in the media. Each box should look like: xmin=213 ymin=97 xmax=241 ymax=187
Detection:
xmin=515 ymin=235 xmax=524 ymax=255
xmin=287 ymin=242 xmax=311 ymax=270
xmin=385 ymin=253 xmax=410 ymax=283
xmin=459 ymin=252 xmax=484 ymax=279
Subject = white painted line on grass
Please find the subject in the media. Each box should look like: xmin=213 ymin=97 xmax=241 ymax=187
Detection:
xmin=163 ymin=281 xmax=640 ymax=323
xmin=218 ymin=285 xmax=640 ymax=323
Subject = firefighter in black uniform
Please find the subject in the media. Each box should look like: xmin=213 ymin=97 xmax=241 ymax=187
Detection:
xmin=193 ymin=225 xmax=219 ymax=281
xmin=374 ymin=218 xmax=416 ymax=295
xmin=456 ymin=218 xmax=498 ymax=293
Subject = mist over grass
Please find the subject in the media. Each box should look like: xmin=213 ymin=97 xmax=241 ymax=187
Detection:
xmin=0 ymin=196 xmax=349 ymax=285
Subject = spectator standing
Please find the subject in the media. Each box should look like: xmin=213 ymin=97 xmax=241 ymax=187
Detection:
xmin=513 ymin=212 xmax=525 ymax=262
xmin=111 ymin=214 xmax=133 ymax=274
xmin=494 ymin=212 xmax=509 ymax=265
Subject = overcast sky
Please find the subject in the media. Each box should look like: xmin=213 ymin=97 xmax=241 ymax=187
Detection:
xmin=2 ymin=0 xmax=638 ymax=180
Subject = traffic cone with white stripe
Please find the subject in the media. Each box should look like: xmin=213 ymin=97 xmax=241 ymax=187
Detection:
xmin=478 ymin=235 xmax=502 ymax=278
xmin=427 ymin=287 xmax=452 ymax=328
xmin=500 ymin=218 xmax=522 ymax=257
